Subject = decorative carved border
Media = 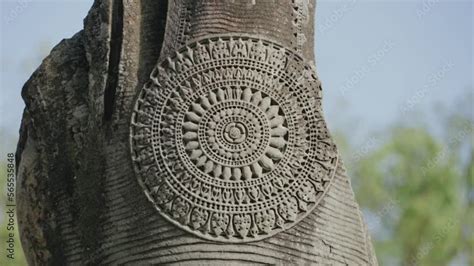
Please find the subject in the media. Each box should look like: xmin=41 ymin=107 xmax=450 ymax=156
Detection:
xmin=130 ymin=35 xmax=338 ymax=243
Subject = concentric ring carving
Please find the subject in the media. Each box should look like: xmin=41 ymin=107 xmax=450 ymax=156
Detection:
xmin=130 ymin=35 xmax=338 ymax=242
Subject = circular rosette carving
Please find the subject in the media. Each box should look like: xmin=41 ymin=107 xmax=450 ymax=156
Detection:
xmin=183 ymin=89 xmax=284 ymax=180
xmin=130 ymin=35 xmax=338 ymax=243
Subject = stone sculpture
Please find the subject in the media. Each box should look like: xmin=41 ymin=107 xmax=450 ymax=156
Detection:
xmin=16 ymin=1 xmax=378 ymax=265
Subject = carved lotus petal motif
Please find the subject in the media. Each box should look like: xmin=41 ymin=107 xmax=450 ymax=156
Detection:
xmin=130 ymin=36 xmax=338 ymax=242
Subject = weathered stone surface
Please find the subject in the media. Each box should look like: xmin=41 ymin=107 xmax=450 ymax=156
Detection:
xmin=131 ymin=35 xmax=338 ymax=243
xmin=16 ymin=0 xmax=378 ymax=265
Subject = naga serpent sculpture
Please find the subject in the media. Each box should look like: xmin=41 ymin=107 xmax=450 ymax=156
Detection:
xmin=16 ymin=0 xmax=378 ymax=265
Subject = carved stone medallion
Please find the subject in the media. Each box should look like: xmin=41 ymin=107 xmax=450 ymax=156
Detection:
xmin=130 ymin=35 xmax=338 ymax=242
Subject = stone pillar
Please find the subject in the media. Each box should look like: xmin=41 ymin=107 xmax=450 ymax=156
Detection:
xmin=16 ymin=0 xmax=377 ymax=265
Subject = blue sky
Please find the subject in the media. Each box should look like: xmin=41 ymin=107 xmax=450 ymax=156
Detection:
xmin=1 ymin=0 xmax=472 ymax=148
xmin=317 ymin=0 xmax=472 ymax=139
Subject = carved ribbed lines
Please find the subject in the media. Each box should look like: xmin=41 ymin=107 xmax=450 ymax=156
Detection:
xmin=53 ymin=192 xmax=83 ymax=263
xmin=189 ymin=2 xmax=294 ymax=47
xmin=94 ymin=157 xmax=372 ymax=265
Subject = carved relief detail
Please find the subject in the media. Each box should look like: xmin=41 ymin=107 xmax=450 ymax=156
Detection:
xmin=130 ymin=35 xmax=338 ymax=242
xmin=292 ymin=0 xmax=311 ymax=54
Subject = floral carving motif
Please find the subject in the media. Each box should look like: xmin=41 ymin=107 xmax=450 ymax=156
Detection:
xmin=130 ymin=36 xmax=338 ymax=242
xmin=182 ymin=87 xmax=287 ymax=181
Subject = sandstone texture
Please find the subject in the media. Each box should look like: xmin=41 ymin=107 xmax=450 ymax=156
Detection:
xmin=16 ymin=1 xmax=377 ymax=265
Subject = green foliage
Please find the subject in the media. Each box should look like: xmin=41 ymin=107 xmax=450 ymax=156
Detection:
xmin=346 ymin=121 xmax=472 ymax=265
xmin=461 ymin=146 xmax=474 ymax=266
